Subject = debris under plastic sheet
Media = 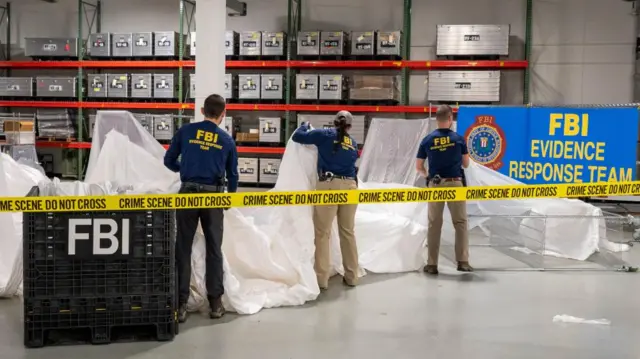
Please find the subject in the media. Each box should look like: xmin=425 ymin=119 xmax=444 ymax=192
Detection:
xmin=552 ymin=314 xmax=611 ymax=325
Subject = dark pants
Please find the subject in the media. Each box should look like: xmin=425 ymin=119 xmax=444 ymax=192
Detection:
xmin=176 ymin=183 xmax=225 ymax=306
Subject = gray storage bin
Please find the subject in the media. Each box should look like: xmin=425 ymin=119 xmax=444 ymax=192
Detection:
xmin=238 ymin=157 xmax=259 ymax=183
xmin=297 ymin=31 xmax=320 ymax=56
xmin=427 ymin=70 xmax=501 ymax=103
xmin=351 ymin=31 xmax=375 ymax=56
xmin=221 ymin=116 xmax=233 ymax=136
xmin=112 ymin=33 xmax=133 ymax=57
xmin=376 ymin=31 xmax=402 ymax=56
xmin=258 ymin=117 xmax=283 ymax=143
xmin=259 ymin=158 xmax=281 ymax=184
xmin=320 ymin=31 xmax=348 ymax=56
xmin=295 ymin=74 xmax=319 ymax=100
xmin=223 ymin=73 xmax=234 ymax=100
xmin=319 ymin=74 xmax=346 ymax=100
xmin=153 ymin=115 xmax=174 ymax=140
xmin=106 ymin=74 xmax=129 ymax=98
xmin=260 ymin=74 xmax=284 ymax=100
xmin=131 ymin=74 xmax=153 ymax=98
xmin=36 ymin=77 xmax=77 ymax=98
xmin=87 ymin=74 xmax=108 ymax=98
xmin=89 ymin=33 xmax=111 ymax=57
xmin=436 ymin=24 xmax=510 ymax=57
xmin=0 ymin=78 xmax=34 ymax=97
xmin=133 ymin=113 xmax=154 ymax=136
xmin=240 ymin=31 xmax=262 ymax=56
xmin=153 ymin=74 xmax=176 ymax=99
xmin=261 ymin=31 xmax=286 ymax=56
xmin=238 ymin=74 xmax=261 ymax=99
xmin=189 ymin=73 xmax=196 ymax=99
xmin=154 ymin=31 xmax=183 ymax=57
xmin=25 ymin=38 xmax=79 ymax=58
xmin=132 ymin=32 xmax=154 ymax=57
xmin=225 ymin=31 xmax=239 ymax=56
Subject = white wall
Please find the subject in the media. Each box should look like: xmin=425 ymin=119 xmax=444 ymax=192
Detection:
xmin=6 ymin=0 xmax=638 ymax=105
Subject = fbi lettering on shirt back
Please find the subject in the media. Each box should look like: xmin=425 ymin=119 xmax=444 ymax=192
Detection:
xmin=430 ymin=136 xmax=454 ymax=152
xmin=189 ymin=129 xmax=223 ymax=151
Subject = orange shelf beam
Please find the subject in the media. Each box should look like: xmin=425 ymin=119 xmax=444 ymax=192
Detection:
xmin=0 ymin=101 xmax=185 ymax=110
xmin=0 ymin=60 xmax=528 ymax=69
xmin=405 ymin=60 xmax=529 ymax=69
xmin=0 ymin=101 xmax=456 ymax=113
xmin=35 ymin=140 xmax=287 ymax=154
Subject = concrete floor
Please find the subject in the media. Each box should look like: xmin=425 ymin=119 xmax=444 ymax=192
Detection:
xmin=2 ymin=263 xmax=640 ymax=359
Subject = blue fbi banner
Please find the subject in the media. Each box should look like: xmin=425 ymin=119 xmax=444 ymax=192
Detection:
xmin=457 ymin=106 xmax=638 ymax=184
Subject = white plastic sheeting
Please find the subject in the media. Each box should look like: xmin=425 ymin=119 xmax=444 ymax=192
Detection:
xmin=0 ymin=154 xmax=49 ymax=297
xmin=0 ymin=112 xmax=628 ymax=313
xmin=362 ymin=118 xmax=629 ymax=261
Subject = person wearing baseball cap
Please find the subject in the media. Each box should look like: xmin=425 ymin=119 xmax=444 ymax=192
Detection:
xmin=292 ymin=110 xmax=360 ymax=290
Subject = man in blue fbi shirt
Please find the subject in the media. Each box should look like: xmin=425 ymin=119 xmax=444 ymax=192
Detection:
xmin=416 ymin=105 xmax=473 ymax=275
xmin=164 ymin=94 xmax=238 ymax=322
xmin=292 ymin=111 xmax=360 ymax=289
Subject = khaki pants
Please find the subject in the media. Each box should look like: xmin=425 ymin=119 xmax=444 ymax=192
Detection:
xmin=427 ymin=180 xmax=469 ymax=266
xmin=313 ymin=178 xmax=359 ymax=287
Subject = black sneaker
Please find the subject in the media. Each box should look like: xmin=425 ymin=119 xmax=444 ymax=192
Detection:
xmin=457 ymin=262 xmax=474 ymax=272
xmin=423 ymin=265 xmax=439 ymax=275
xmin=209 ymin=297 xmax=226 ymax=319
xmin=178 ymin=303 xmax=188 ymax=323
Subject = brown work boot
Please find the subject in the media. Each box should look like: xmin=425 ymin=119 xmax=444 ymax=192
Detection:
xmin=423 ymin=265 xmax=439 ymax=275
xmin=209 ymin=297 xmax=226 ymax=319
xmin=177 ymin=303 xmax=188 ymax=323
xmin=457 ymin=262 xmax=474 ymax=272
xmin=342 ymin=277 xmax=356 ymax=288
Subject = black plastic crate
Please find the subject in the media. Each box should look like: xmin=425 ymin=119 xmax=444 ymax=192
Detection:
xmin=23 ymin=187 xmax=176 ymax=299
xmin=24 ymin=295 xmax=176 ymax=348
xmin=26 ymin=211 xmax=173 ymax=260
xmin=24 ymin=257 xmax=174 ymax=298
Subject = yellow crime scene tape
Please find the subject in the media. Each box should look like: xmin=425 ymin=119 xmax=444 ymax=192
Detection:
xmin=0 ymin=181 xmax=639 ymax=213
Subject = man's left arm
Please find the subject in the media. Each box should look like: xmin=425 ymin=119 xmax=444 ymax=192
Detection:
xmin=164 ymin=129 xmax=182 ymax=172
xmin=415 ymin=140 xmax=428 ymax=178
xmin=460 ymin=138 xmax=470 ymax=168
xmin=225 ymin=139 xmax=239 ymax=193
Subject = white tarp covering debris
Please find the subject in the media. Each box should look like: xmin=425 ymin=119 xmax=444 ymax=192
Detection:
xmin=0 ymin=111 xmax=629 ymax=315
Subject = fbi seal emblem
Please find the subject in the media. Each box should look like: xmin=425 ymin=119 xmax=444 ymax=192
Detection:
xmin=463 ymin=115 xmax=506 ymax=170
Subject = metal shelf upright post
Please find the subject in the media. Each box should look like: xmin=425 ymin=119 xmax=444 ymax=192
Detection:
xmin=401 ymin=0 xmax=411 ymax=106
xmin=0 ymin=2 xmax=11 ymax=76
xmin=77 ymin=0 xmax=101 ymax=179
xmin=285 ymin=0 xmax=301 ymax=140
xmin=179 ymin=0 xmax=195 ymax=127
xmin=523 ymin=0 xmax=532 ymax=104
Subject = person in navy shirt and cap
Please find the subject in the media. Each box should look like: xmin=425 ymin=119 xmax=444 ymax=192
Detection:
xmin=164 ymin=94 xmax=238 ymax=322
xmin=415 ymin=104 xmax=473 ymax=275
xmin=292 ymin=110 xmax=360 ymax=290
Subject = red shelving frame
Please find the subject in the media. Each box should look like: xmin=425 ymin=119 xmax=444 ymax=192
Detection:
xmin=0 ymin=101 xmax=456 ymax=114
xmin=0 ymin=59 xmax=518 ymax=155
xmin=35 ymin=140 xmax=287 ymax=153
xmin=0 ymin=60 xmax=528 ymax=69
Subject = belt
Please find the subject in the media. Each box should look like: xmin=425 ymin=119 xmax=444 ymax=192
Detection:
xmin=441 ymin=177 xmax=462 ymax=182
xmin=181 ymin=182 xmax=224 ymax=193
xmin=318 ymin=172 xmax=356 ymax=182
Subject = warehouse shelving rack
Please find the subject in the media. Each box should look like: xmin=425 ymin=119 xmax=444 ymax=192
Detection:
xmin=0 ymin=0 xmax=532 ymax=179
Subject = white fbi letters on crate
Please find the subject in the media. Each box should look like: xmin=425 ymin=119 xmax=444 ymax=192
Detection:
xmin=67 ymin=218 xmax=131 ymax=258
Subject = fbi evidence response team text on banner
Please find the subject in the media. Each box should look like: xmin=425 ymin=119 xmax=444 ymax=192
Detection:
xmin=1 ymin=182 xmax=640 ymax=213
xmin=457 ymin=106 xmax=639 ymax=184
